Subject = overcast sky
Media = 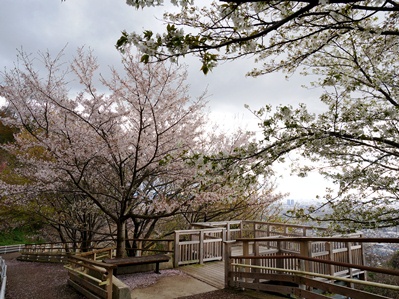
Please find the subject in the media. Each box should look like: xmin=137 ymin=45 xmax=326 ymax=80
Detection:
xmin=0 ymin=0 xmax=333 ymax=201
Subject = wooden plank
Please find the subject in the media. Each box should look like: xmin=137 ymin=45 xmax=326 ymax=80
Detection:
xmin=300 ymin=276 xmax=392 ymax=299
xmin=65 ymin=262 xmax=108 ymax=276
xmin=294 ymin=288 xmax=332 ymax=299
xmin=69 ymin=272 xmax=107 ymax=298
xmin=182 ymin=261 xmax=225 ymax=289
xmin=65 ymin=266 xmax=103 ymax=284
xmin=103 ymin=254 xmax=170 ymax=266
xmin=68 ymin=278 xmax=103 ymax=299
xmin=231 ymin=271 xmax=297 ymax=284
xmin=231 ymin=280 xmax=295 ymax=296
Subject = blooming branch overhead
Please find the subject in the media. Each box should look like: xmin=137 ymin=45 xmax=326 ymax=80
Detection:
xmin=119 ymin=0 xmax=399 ymax=74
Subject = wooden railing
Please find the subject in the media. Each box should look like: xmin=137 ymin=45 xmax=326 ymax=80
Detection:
xmin=125 ymin=238 xmax=174 ymax=257
xmin=225 ymin=237 xmax=399 ymax=299
xmin=240 ymin=221 xmax=328 ymax=238
xmin=179 ymin=220 xmax=329 ymax=267
xmin=78 ymin=247 xmax=114 ymax=261
xmin=191 ymin=220 xmax=328 ymax=240
xmin=14 ymin=221 xmax=397 ymax=299
xmin=16 ymin=221 xmax=328 ymax=266
xmin=191 ymin=220 xmax=242 ymax=240
xmin=65 ymin=254 xmax=116 ymax=299
xmin=65 ymin=241 xmax=172 ymax=299
xmin=174 ymin=228 xmax=225 ymax=267
xmin=18 ymin=239 xmax=117 ymax=263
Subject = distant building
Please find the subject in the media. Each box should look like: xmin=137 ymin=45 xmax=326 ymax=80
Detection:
xmin=286 ymin=199 xmax=295 ymax=206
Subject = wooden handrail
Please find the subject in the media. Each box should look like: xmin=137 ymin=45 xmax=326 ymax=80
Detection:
xmin=225 ymin=232 xmax=399 ymax=298
xmin=232 ymin=254 xmax=399 ymax=276
xmin=78 ymin=247 xmax=114 ymax=259
xmin=236 ymin=236 xmax=399 ymax=243
xmin=66 ymin=254 xmax=115 ymax=299
xmin=67 ymin=254 xmax=116 ymax=271
xmin=232 ymin=263 xmax=399 ymax=291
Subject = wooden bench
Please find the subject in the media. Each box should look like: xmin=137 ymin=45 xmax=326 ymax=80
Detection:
xmin=103 ymin=254 xmax=170 ymax=274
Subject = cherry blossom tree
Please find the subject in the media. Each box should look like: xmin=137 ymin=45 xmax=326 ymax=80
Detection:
xmin=179 ymin=126 xmax=282 ymax=224
xmin=123 ymin=125 xmax=282 ymax=254
xmin=248 ymin=29 xmax=399 ymax=230
xmin=118 ymin=1 xmax=399 ymax=229
xmin=0 ymin=47 xmax=276 ymax=257
xmin=0 ymin=115 xmax=109 ymax=248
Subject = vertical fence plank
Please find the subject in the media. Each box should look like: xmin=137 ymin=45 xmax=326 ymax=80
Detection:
xmin=199 ymin=230 xmax=204 ymax=264
xmin=174 ymin=231 xmax=180 ymax=268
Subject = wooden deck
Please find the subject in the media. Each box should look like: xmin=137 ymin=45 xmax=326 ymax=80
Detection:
xmin=181 ymin=261 xmax=225 ymax=289
xmin=180 ymin=245 xmax=247 ymax=289
xmin=180 ymin=261 xmax=286 ymax=298
xmin=180 ymin=243 xmax=274 ymax=289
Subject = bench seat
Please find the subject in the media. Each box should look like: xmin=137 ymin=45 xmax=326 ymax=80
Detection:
xmin=103 ymin=254 xmax=170 ymax=274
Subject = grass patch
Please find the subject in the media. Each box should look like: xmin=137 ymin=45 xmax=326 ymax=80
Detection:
xmin=0 ymin=228 xmax=39 ymax=245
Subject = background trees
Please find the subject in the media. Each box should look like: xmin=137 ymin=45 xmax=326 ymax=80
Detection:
xmin=0 ymin=47 xmax=278 ymax=256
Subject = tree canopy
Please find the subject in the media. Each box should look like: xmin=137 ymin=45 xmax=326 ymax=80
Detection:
xmin=0 ymin=47 xmax=278 ymax=256
xmin=120 ymin=0 xmax=399 ymax=74
xmin=119 ymin=0 xmax=399 ymax=230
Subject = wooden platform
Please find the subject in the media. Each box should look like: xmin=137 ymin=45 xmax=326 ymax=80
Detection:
xmin=179 ymin=246 xmax=278 ymax=290
xmin=181 ymin=261 xmax=225 ymax=289
xmin=181 ymin=261 xmax=286 ymax=298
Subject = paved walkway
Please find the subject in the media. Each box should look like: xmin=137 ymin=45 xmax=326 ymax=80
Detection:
xmin=130 ymin=273 xmax=218 ymax=299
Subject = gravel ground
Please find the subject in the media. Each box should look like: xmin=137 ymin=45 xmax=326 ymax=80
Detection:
xmin=3 ymin=252 xmax=85 ymax=299
xmin=118 ymin=269 xmax=188 ymax=289
xmin=3 ymin=253 xmax=276 ymax=299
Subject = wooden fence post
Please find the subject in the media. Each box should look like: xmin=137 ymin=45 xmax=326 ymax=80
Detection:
xmin=199 ymin=230 xmax=204 ymax=265
xmin=174 ymin=232 xmax=180 ymax=268
xmin=326 ymin=242 xmax=335 ymax=277
xmin=136 ymin=240 xmax=142 ymax=257
xmin=242 ymin=240 xmax=250 ymax=282
xmin=360 ymin=240 xmax=367 ymax=281
xmin=224 ymin=241 xmax=232 ymax=288
xmin=299 ymin=240 xmax=312 ymax=273
xmin=222 ymin=228 xmax=226 ymax=261
xmin=253 ymin=239 xmax=260 ymax=284
xmin=105 ymin=268 xmax=113 ymax=299
xmin=347 ymin=241 xmax=354 ymax=288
